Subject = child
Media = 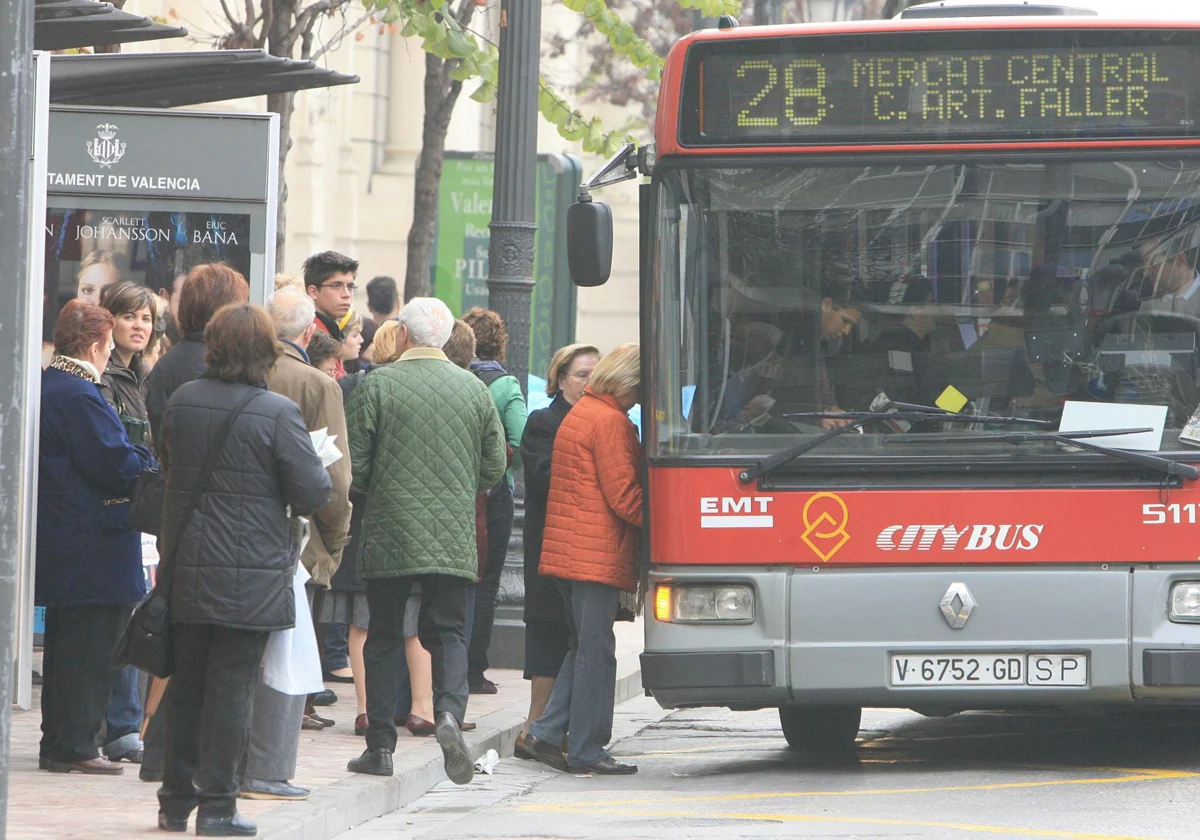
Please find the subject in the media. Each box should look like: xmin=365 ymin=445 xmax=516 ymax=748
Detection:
xmin=307 ymin=330 xmax=342 ymax=379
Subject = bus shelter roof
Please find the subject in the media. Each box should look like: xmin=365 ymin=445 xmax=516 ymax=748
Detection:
xmin=34 ymin=0 xmax=188 ymax=51
xmin=49 ymin=50 xmax=360 ymax=108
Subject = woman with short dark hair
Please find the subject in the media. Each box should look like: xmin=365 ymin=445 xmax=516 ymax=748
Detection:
xmin=37 ymin=300 xmax=155 ymax=776
xmin=145 ymin=263 xmax=249 ymax=443
xmin=140 ymin=265 xmax=251 ymax=783
xmin=156 ymin=303 xmax=331 ymax=836
xmin=97 ymin=282 xmax=160 ymax=766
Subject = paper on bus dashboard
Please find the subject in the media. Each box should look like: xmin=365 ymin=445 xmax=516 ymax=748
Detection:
xmin=1058 ymin=401 xmax=1167 ymax=451
xmin=309 ymin=428 xmax=343 ymax=467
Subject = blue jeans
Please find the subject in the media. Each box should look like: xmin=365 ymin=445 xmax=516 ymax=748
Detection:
xmin=528 ymin=580 xmax=620 ymax=767
xmin=103 ymin=665 xmax=143 ymax=760
xmin=321 ymin=622 xmax=350 ymax=673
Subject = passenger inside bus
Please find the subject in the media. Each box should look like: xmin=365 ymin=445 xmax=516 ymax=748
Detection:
xmin=711 ymin=280 xmax=861 ymax=433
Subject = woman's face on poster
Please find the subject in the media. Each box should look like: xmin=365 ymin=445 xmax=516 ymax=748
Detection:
xmin=76 ymin=263 xmax=120 ymax=305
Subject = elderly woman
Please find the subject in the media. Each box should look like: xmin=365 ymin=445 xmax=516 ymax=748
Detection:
xmin=524 ymin=343 xmax=642 ymax=777
xmin=156 ymin=304 xmax=330 ymax=836
xmin=513 ymin=343 xmax=601 ymax=761
xmin=37 ymin=300 xmax=155 ymax=776
xmin=462 ymin=307 xmax=527 ymax=695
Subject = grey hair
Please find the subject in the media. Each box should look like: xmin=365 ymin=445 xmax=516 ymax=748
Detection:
xmin=400 ymin=297 xmax=454 ymax=349
xmin=266 ymin=285 xmax=316 ymax=342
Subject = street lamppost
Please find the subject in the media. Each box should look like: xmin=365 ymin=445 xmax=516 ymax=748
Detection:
xmin=0 ymin=0 xmax=35 ymax=828
xmin=485 ymin=0 xmax=542 ymax=668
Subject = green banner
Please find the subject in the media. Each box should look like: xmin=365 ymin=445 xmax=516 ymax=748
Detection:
xmin=431 ymin=152 xmax=580 ymax=379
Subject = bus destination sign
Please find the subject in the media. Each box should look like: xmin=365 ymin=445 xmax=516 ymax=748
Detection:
xmin=687 ymin=41 xmax=1200 ymax=146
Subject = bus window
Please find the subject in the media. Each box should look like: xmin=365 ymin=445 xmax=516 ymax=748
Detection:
xmin=652 ymin=158 xmax=1200 ymax=456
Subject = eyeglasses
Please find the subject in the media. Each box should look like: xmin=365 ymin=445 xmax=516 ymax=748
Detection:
xmin=321 ymin=281 xmax=358 ymax=294
xmin=567 ymin=371 xmax=591 ymax=381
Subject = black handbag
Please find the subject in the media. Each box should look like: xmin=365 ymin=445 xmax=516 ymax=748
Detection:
xmin=117 ymin=390 xmax=163 ymax=535
xmin=114 ymin=388 xmax=262 ymax=677
xmin=128 ymin=469 xmax=166 ymax=536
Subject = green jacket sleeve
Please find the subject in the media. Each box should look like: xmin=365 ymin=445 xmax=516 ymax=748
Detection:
xmin=345 ymin=375 xmax=378 ymax=494
xmin=478 ymin=389 xmax=507 ymax=493
xmin=497 ymin=376 xmax=527 ymax=472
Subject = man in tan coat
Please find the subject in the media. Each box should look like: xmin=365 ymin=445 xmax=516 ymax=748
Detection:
xmin=238 ymin=285 xmax=352 ymax=802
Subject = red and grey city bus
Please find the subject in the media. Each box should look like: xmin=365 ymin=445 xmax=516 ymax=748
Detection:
xmin=569 ymin=0 xmax=1200 ymax=751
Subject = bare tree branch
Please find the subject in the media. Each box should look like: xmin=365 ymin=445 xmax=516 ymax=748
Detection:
xmin=217 ymin=0 xmax=240 ymax=29
xmin=309 ymin=6 xmax=373 ymax=62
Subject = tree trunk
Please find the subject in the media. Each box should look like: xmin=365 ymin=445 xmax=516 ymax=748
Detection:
xmin=403 ymin=51 xmax=465 ymax=302
xmin=267 ymin=89 xmax=296 ymax=272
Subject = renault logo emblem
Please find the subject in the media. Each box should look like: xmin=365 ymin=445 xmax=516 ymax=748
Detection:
xmin=940 ymin=582 xmax=975 ymax=629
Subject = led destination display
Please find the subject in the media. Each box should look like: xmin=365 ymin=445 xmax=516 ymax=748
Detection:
xmin=686 ymin=39 xmax=1200 ymax=145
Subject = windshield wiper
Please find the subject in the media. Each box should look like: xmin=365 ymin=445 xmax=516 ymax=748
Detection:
xmin=888 ymin=428 xmax=1200 ymax=482
xmin=738 ymin=406 xmax=1050 ymax=485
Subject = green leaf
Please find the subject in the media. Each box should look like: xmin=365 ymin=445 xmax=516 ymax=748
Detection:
xmin=447 ymin=28 xmax=475 ymax=57
xmin=470 ymin=80 xmax=497 ymax=103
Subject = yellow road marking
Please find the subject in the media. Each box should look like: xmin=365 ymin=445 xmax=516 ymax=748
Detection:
xmin=529 ymin=766 xmax=1197 ymax=807
xmin=518 ymin=805 xmax=1168 ymax=840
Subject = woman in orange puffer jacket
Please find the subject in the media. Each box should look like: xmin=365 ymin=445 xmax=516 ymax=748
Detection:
xmin=523 ymin=343 xmax=643 ymax=777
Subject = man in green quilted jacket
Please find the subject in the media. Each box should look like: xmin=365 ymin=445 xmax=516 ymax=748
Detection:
xmin=344 ymin=297 xmax=506 ymax=785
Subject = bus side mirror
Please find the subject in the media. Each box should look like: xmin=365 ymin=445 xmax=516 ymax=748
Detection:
xmin=567 ymin=199 xmax=613 ymax=287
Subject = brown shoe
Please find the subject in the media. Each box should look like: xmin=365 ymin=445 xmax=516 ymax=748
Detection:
xmin=405 ymin=714 xmax=436 ymax=737
xmin=301 ymin=715 xmax=325 ymax=732
xmin=462 ymin=721 xmax=476 ymax=732
xmin=46 ymin=757 xmax=124 ymax=775
xmin=308 ymin=710 xmax=335 ymax=728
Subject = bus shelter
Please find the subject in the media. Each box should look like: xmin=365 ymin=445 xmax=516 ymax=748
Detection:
xmin=15 ymin=8 xmax=358 ymax=709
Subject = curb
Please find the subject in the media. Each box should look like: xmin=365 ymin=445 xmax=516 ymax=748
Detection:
xmin=259 ymin=654 xmax=644 ymax=840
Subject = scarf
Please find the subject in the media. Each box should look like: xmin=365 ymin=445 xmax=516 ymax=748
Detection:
xmin=50 ymin=355 xmax=101 ymax=384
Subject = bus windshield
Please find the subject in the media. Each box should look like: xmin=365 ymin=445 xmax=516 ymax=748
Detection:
xmin=652 ymin=156 xmax=1200 ymax=459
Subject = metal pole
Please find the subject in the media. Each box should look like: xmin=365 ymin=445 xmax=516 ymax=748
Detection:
xmin=0 ymin=0 xmax=35 ymax=833
xmin=487 ymin=0 xmax=540 ymax=392
xmin=485 ymin=0 xmax=541 ymax=669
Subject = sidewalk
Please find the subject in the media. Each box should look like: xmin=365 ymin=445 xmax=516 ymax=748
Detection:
xmin=9 ymin=619 xmax=644 ymax=840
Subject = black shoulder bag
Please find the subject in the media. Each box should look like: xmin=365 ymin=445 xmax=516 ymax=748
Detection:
xmin=114 ymin=387 xmax=262 ymax=677
xmin=119 ymin=388 xmax=163 ymax=536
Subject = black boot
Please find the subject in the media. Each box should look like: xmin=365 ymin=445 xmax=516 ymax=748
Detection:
xmin=195 ymin=812 xmax=257 ymax=836
xmin=347 ymin=748 xmax=393 ymax=776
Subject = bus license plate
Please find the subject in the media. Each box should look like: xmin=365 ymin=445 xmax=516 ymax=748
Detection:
xmin=890 ymin=654 xmax=1088 ymax=686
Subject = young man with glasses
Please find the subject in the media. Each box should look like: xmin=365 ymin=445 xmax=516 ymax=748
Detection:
xmin=303 ymin=251 xmax=360 ymax=379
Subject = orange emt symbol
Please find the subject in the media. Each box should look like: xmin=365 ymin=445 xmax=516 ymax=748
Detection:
xmin=801 ymin=493 xmax=850 ymax=562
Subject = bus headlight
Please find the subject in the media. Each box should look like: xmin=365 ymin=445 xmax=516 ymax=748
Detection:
xmin=653 ymin=584 xmax=754 ymax=624
xmin=1169 ymin=582 xmax=1200 ymax=622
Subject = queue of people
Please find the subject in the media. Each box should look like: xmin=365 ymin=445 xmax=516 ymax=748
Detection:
xmin=35 ymin=248 xmax=647 ymax=837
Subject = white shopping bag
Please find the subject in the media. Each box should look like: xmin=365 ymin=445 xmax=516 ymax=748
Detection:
xmin=262 ymin=527 xmax=325 ymax=696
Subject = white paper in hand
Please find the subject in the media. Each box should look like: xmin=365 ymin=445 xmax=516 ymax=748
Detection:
xmin=309 ymin=427 xmax=343 ymax=468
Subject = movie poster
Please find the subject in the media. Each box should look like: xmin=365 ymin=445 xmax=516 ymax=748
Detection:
xmin=43 ymin=208 xmax=252 ymax=349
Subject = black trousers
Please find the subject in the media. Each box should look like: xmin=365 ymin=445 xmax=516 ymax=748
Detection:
xmin=365 ymin=575 xmax=469 ymax=753
xmin=468 ymin=482 xmax=514 ymax=683
xmin=40 ymin=604 xmax=128 ymax=763
xmin=158 ymin=623 xmax=269 ymax=820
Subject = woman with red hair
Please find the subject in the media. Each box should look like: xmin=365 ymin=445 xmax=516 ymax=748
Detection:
xmin=37 ymin=300 xmax=155 ymax=775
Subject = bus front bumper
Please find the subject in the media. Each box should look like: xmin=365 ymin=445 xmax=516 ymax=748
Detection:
xmin=642 ymin=565 xmax=1200 ymax=710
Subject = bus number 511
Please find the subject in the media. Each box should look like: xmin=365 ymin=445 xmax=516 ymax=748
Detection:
xmin=1143 ymin=503 xmax=1200 ymax=524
